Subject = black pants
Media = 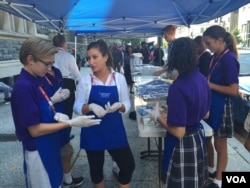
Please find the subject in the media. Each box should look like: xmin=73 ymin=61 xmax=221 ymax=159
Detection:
xmin=86 ymin=146 xmax=135 ymax=185
xmin=62 ymin=78 xmax=76 ymax=119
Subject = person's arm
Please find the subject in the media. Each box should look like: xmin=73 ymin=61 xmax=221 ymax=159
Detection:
xmin=153 ymin=65 xmax=168 ymax=76
xmin=69 ymin=54 xmax=81 ymax=82
xmin=77 ymin=77 xmax=106 ymax=116
xmin=28 ymin=113 xmax=101 ymax=137
xmin=156 ymin=116 xmax=185 ymax=139
xmin=209 ymin=82 xmax=238 ymax=96
xmin=73 ymin=76 xmax=90 ymax=115
xmin=104 ymin=73 xmax=130 ymax=114
xmin=28 ymin=122 xmax=70 ymax=137
xmin=117 ymin=73 xmax=131 ymax=113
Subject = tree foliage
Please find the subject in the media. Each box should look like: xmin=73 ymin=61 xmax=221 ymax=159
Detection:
xmin=121 ymin=38 xmax=141 ymax=46
xmin=231 ymin=28 xmax=242 ymax=44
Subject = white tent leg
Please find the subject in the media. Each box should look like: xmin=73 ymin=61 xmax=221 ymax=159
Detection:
xmin=74 ymin=35 xmax=77 ymax=57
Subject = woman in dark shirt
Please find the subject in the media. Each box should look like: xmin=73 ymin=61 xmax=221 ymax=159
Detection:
xmin=124 ymin=45 xmax=135 ymax=94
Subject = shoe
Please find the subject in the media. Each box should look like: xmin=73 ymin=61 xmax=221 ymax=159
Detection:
xmin=129 ymin=91 xmax=134 ymax=94
xmin=206 ymin=182 xmax=220 ymax=188
xmin=63 ymin=176 xmax=84 ymax=187
xmin=208 ymin=171 xmax=216 ymax=180
xmin=4 ymin=97 xmax=11 ymax=102
xmin=112 ymin=166 xmax=120 ymax=176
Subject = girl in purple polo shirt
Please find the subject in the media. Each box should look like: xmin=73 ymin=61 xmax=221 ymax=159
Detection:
xmin=151 ymin=37 xmax=211 ymax=188
xmin=203 ymin=25 xmax=239 ymax=188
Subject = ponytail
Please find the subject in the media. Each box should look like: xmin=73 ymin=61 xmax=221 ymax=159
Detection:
xmin=224 ymin=32 xmax=238 ymax=59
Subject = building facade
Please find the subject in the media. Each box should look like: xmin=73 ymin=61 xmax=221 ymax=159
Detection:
xmin=0 ymin=10 xmax=88 ymax=84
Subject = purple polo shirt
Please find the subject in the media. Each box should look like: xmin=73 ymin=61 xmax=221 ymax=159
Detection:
xmin=210 ymin=51 xmax=239 ymax=85
xmin=11 ymin=69 xmax=43 ymax=150
xmin=167 ymin=68 xmax=211 ymax=128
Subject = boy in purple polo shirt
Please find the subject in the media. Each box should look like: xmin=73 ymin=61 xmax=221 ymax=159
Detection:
xmin=11 ymin=37 xmax=100 ymax=188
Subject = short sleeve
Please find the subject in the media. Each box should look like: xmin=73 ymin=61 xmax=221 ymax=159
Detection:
xmin=167 ymin=84 xmax=187 ymax=127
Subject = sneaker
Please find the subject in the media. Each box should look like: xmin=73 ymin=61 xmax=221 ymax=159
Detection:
xmin=112 ymin=165 xmax=120 ymax=176
xmin=63 ymin=176 xmax=84 ymax=187
xmin=206 ymin=182 xmax=220 ymax=188
xmin=208 ymin=171 xmax=216 ymax=180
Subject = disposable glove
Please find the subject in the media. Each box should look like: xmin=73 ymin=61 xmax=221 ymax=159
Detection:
xmin=105 ymin=102 xmax=122 ymax=113
xmin=50 ymin=87 xmax=70 ymax=104
xmin=89 ymin=103 xmax=107 ymax=118
xmin=54 ymin=112 xmax=69 ymax=121
xmin=54 ymin=113 xmax=101 ymax=127
xmin=149 ymin=102 xmax=160 ymax=122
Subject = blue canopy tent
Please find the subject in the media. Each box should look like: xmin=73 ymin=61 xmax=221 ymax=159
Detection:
xmin=0 ymin=0 xmax=250 ymax=39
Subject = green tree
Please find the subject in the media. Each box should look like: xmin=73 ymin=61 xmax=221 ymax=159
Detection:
xmin=121 ymin=38 xmax=141 ymax=46
xmin=231 ymin=28 xmax=242 ymax=44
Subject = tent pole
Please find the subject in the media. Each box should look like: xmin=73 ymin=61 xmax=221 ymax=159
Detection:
xmin=74 ymin=35 xmax=77 ymax=57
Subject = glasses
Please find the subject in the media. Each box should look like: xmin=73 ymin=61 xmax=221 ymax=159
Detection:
xmin=38 ymin=59 xmax=54 ymax=67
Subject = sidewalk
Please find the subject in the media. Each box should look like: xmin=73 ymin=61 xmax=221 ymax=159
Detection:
xmin=0 ymin=67 xmax=249 ymax=188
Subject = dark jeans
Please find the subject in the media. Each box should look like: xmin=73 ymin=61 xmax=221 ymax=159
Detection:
xmin=62 ymin=78 xmax=76 ymax=119
xmin=86 ymin=146 xmax=135 ymax=184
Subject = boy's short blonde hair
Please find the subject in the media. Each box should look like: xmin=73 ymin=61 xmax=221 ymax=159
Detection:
xmin=19 ymin=37 xmax=58 ymax=65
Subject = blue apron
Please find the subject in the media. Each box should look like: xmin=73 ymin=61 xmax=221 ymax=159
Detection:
xmin=80 ymin=82 xmax=128 ymax=150
xmin=161 ymin=122 xmax=203 ymax=180
xmin=208 ymin=91 xmax=227 ymax=131
xmin=161 ymin=132 xmax=179 ymax=175
xmin=34 ymin=87 xmax=63 ymax=188
xmin=207 ymin=55 xmax=227 ymax=131
xmin=43 ymin=72 xmax=71 ymax=147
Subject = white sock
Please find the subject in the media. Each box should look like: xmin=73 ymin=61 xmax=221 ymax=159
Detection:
xmin=213 ymin=178 xmax=222 ymax=188
xmin=208 ymin=166 xmax=215 ymax=174
xmin=64 ymin=172 xmax=73 ymax=184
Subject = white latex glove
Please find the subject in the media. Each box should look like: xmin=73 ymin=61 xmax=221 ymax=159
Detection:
xmin=54 ymin=113 xmax=101 ymax=127
xmin=149 ymin=102 xmax=160 ymax=122
xmin=105 ymin=102 xmax=122 ymax=113
xmin=54 ymin=112 xmax=69 ymax=121
xmin=89 ymin=103 xmax=107 ymax=118
xmin=50 ymin=87 xmax=70 ymax=104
